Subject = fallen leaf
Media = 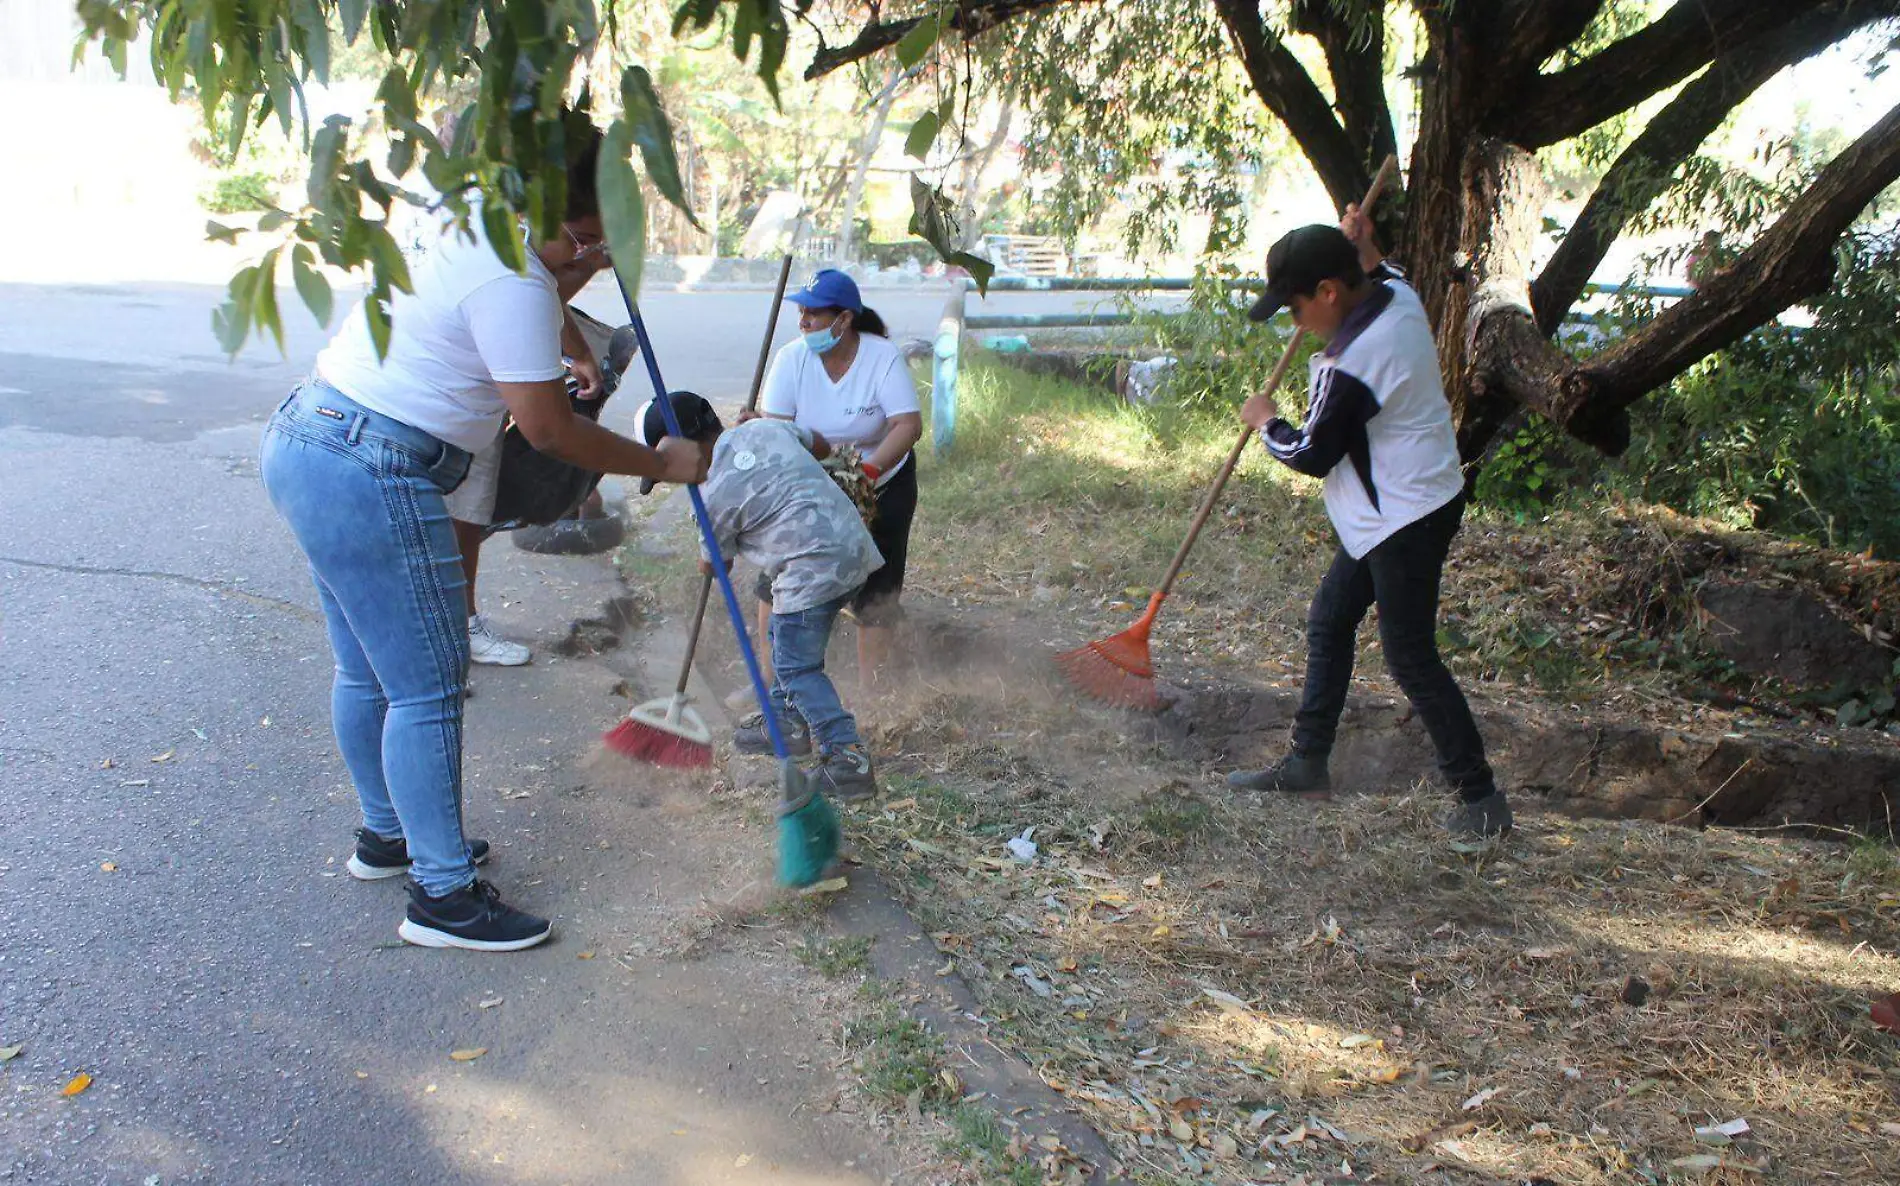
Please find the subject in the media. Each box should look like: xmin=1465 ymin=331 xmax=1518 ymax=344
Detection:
xmin=99 ymin=758 xmax=116 ymax=769
xmin=1142 ymin=873 xmax=1164 ymax=889
xmin=477 ymin=997 xmax=504 ymax=1010
xmin=1056 ymin=956 xmax=1078 ymax=973
xmin=354 ymin=1071 xmax=368 ymax=1079
xmin=576 ymin=951 xmax=596 ymax=960
xmin=1150 ymin=924 xmax=1172 ymax=938
xmin=118 ymin=779 xmax=149 ymax=788
xmin=734 ymin=1154 xmax=752 ymax=1168
xmin=1210 ymin=1132 xmax=1239 ymax=1159
xmin=100 ymin=862 xmax=117 ymax=873
xmin=61 ymin=1073 xmax=92 ymax=1096
xmin=0 ymin=1045 xmax=22 ymax=1062
xmin=1037 ymin=1134 xmax=1063 ymax=1152
xmin=1202 ymin=988 xmax=1253 ymax=1016
xmin=800 ymin=876 xmax=849 ymax=896
xmin=1364 ymin=1066 xmax=1403 ymax=1084
xmin=1168 ymin=1116 xmax=1193 ymax=1142
xmin=1462 ymin=1086 xmax=1501 ymax=1111
xmin=1879 ymin=1121 xmax=1900 ymax=1137
xmin=1339 ymin=1033 xmax=1382 ymax=1050
xmin=939 ymin=1069 xmax=961 ymax=1095
xmin=150 ymin=750 xmax=174 ymax=763
xmin=449 ymin=1048 xmax=487 ymax=1062
xmin=1669 ymin=1153 xmax=1726 ymax=1171
xmin=425 ymin=1083 xmax=437 ymax=1093
xmin=883 ymin=797 xmax=917 ymax=811
xmin=1524 ymin=946 xmax=1562 ymax=960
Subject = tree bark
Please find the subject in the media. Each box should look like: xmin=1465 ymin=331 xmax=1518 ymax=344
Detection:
xmin=1493 ymin=0 xmax=1835 ymax=148
xmin=838 ymin=66 xmax=906 ymax=262
xmin=1531 ymin=0 xmax=1900 ymax=331
xmin=1212 ymin=0 xmax=1370 ymax=211
xmin=805 ymin=0 xmax=1093 ymax=80
xmin=1578 ymin=97 xmax=1900 ymax=414
xmin=1289 ymin=0 xmax=1396 ymax=168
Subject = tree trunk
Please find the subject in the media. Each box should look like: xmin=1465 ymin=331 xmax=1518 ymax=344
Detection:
xmin=838 ymin=67 xmax=904 ymax=263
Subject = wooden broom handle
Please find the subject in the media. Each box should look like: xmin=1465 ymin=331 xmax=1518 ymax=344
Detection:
xmin=670 ymin=254 xmax=797 ymax=697
xmin=1153 ymin=154 xmax=1400 ymax=600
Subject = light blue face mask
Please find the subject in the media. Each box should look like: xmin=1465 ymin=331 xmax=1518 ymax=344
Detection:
xmin=803 ymin=315 xmax=846 ymax=354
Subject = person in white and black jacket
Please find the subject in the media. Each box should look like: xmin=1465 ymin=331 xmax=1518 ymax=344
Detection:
xmin=1225 ymin=208 xmax=1512 ymax=838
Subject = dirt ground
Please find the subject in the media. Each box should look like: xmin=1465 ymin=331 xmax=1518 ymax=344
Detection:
xmin=715 ymin=593 xmax=1900 ymax=1186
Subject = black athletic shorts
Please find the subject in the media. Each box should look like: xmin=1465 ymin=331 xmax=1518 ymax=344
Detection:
xmin=754 ymin=453 xmax=916 ymax=627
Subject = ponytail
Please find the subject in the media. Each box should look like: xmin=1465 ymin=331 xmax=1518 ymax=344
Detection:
xmin=853 ymin=306 xmax=889 ymax=337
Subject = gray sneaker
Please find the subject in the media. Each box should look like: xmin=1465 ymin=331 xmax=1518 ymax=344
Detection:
xmin=816 ymin=744 xmax=878 ymax=802
xmin=733 ymin=710 xmax=812 ymax=756
xmin=1226 ymin=752 xmax=1332 ymax=796
xmin=1444 ymin=791 xmax=1513 ymax=838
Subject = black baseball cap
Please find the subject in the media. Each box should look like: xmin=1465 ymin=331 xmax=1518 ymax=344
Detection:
xmin=1247 ymin=224 xmax=1366 ymax=321
xmin=630 ymin=390 xmax=722 ymax=494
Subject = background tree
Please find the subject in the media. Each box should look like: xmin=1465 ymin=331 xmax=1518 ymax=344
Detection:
xmin=805 ymin=0 xmax=1900 ymax=464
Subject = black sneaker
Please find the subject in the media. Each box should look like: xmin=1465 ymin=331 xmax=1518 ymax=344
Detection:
xmin=1225 ymin=752 xmax=1332 ymax=796
xmin=347 ymin=829 xmax=491 ymax=881
xmin=1443 ymin=791 xmax=1513 ymax=838
xmin=816 ymin=743 xmax=878 ymax=802
xmin=397 ymin=879 xmax=552 ymax=951
xmin=733 ymin=710 xmax=812 ymax=756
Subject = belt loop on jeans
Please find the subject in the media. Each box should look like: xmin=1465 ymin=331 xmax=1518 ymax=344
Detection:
xmin=347 ymin=413 xmax=367 ymax=445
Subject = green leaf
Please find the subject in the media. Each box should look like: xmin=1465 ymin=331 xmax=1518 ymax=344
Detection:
xmin=946 ymin=251 xmax=994 ymax=294
xmin=904 ymin=111 xmax=941 ymax=160
xmin=205 ymin=220 xmax=245 ymax=244
xmin=620 ymin=67 xmax=700 ymax=227
xmin=214 ymin=265 xmax=260 ymax=355
xmin=598 ymin=120 xmax=648 ymax=307
xmin=481 ymin=201 xmax=527 ymax=273
xmin=258 ymin=209 xmax=293 ymax=233
xmin=895 ymin=11 xmax=944 ymax=69
xmin=339 ymin=0 xmax=368 ymax=43
xmin=365 ymin=289 xmax=393 ymax=361
xmin=292 ymin=244 xmax=333 ymax=327
xmin=254 ymin=247 xmax=285 ymax=353
xmin=367 ymin=225 xmax=413 ymax=295
xmin=906 ymin=175 xmax=991 ymax=293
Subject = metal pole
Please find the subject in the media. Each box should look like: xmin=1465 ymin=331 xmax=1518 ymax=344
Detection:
xmin=932 ymin=279 xmax=967 ymax=456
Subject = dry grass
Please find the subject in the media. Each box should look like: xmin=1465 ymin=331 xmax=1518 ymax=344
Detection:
xmin=836 ymin=647 xmax=1900 ymax=1184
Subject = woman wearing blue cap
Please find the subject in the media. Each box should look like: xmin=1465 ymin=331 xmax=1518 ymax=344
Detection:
xmin=749 ymin=268 xmax=923 ymax=687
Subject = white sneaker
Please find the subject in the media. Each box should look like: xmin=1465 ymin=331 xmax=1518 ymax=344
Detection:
xmin=467 ymin=614 xmax=531 ymax=666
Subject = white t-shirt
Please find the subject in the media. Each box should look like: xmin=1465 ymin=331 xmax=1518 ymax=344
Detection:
xmin=760 ymin=333 xmax=921 ymax=484
xmin=315 ymin=214 xmax=565 ymax=453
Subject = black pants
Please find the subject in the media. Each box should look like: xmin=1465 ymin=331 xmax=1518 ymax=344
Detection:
xmin=1293 ymin=494 xmax=1495 ymax=802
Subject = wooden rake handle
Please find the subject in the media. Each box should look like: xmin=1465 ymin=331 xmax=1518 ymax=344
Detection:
xmin=670 ymin=253 xmax=796 ymax=697
xmin=1151 ymin=155 xmax=1401 ymax=602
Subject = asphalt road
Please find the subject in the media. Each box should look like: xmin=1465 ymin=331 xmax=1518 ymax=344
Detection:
xmin=0 ymin=277 xmax=1127 ymax=1185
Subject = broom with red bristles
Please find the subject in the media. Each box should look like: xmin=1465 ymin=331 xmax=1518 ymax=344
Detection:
xmin=603 ymin=255 xmax=795 ymax=767
xmin=1056 ymin=157 xmax=1398 ymax=710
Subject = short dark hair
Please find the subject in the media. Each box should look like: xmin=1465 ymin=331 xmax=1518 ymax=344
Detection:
xmin=564 ymin=121 xmax=604 ymax=222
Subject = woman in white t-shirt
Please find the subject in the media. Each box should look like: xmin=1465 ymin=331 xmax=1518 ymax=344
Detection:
xmin=259 ymin=125 xmax=706 ymax=953
xmin=752 ymin=268 xmax=923 ymax=685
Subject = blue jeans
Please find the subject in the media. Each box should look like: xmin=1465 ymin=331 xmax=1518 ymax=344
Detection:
xmin=769 ymin=593 xmax=861 ymax=753
xmin=260 ymin=380 xmax=481 ymax=896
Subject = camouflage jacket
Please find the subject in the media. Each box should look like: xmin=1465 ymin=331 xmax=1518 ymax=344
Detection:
xmin=700 ymin=419 xmax=883 ymax=614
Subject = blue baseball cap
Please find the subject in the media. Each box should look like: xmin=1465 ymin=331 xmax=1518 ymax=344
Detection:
xmin=785 ymin=268 xmax=862 ymax=313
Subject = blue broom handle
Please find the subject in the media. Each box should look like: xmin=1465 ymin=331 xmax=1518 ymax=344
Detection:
xmin=612 ymin=279 xmax=792 ymax=763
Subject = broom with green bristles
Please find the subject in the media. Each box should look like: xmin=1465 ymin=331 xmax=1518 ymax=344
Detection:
xmin=611 ymin=276 xmax=839 ymax=888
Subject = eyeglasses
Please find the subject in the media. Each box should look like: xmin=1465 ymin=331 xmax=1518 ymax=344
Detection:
xmin=566 ymin=227 xmax=612 ymax=261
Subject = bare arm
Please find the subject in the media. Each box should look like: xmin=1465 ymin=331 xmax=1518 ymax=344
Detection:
xmin=498 ymin=379 xmax=706 ymax=482
xmin=865 ymin=412 xmax=922 ymax=473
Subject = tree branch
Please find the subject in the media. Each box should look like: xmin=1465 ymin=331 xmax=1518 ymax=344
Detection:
xmin=1212 ymin=0 xmax=1369 ymax=209
xmin=1529 ymin=3 xmax=1897 ymax=332
xmin=1581 ymin=98 xmax=1900 ymax=416
xmin=1289 ymin=0 xmax=1396 ymax=167
xmin=1492 ymin=0 xmax=1610 ymax=81
xmin=1492 ymin=0 xmax=1837 ymax=148
xmin=804 ymin=0 xmax=1091 ymax=80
